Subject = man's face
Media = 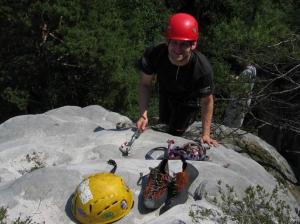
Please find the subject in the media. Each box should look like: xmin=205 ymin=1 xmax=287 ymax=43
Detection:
xmin=168 ymin=40 xmax=196 ymax=64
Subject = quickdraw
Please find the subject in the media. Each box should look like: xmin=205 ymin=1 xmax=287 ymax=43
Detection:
xmin=119 ymin=129 xmax=141 ymax=156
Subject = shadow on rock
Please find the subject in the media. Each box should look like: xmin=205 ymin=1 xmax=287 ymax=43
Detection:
xmin=65 ymin=193 xmax=80 ymax=224
xmin=93 ymin=126 xmax=105 ymax=132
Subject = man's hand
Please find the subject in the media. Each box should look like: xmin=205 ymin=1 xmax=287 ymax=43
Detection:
xmin=136 ymin=116 xmax=148 ymax=132
xmin=200 ymin=135 xmax=218 ymax=147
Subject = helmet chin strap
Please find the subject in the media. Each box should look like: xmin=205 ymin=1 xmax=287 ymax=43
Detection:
xmin=107 ymin=159 xmax=117 ymax=173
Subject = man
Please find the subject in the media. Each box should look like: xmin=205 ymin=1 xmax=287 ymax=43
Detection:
xmin=136 ymin=13 xmax=217 ymax=146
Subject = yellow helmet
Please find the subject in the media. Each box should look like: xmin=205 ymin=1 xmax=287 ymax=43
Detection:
xmin=71 ymin=172 xmax=134 ymax=224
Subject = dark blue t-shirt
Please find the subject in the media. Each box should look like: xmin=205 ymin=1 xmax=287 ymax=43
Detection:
xmin=138 ymin=43 xmax=214 ymax=105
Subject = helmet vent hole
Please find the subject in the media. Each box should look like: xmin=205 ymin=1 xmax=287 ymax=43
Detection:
xmin=89 ymin=204 xmax=92 ymax=213
xmin=104 ymin=205 xmax=110 ymax=210
xmin=112 ymin=200 xmax=118 ymax=205
xmin=121 ymin=200 xmax=128 ymax=209
xmin=97 ymin=210 xmax=103 ymax=216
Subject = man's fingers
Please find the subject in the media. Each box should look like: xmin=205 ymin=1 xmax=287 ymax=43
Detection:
xmin=208 ymin=139 xmax=218 ymax=147
xmin=136 ymin=117 xmax=148 ymax=131
xmin=200 ymin=136 xmax=218 ymax=147
xmin=141 ymin=125 xmax=146 ymax=132
xmin=213 ymin=140 xmax=219 ymax=147
xmin=199 ymin=137 xmax=204 ymax=144
xmin=140 ymin=120 xmax=148 ymax=132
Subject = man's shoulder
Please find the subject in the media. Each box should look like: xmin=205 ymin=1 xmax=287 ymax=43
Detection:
xmin=139 ymin=43 xmax=168 ymax=74
xmin=146 ymin=42 xmax=168 ymax=56
xmin=192 ymin=50 xmax=213 ymax=75
xmin=154 ymin=42 xmax=167 ymax=49
xmin=192 ymin=50 xmax=210 ymax=65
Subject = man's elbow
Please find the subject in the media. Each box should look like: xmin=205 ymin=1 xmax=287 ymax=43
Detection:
xmin=201 ymin=94 xmax=214 ymax=105
xmin=139 ymin=76 xmax=153 ymax=89
xmin=139 ymin=82 xmax=152 ymax=91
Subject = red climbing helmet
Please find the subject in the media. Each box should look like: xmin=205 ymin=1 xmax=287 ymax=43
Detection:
xmin=166 ymin=13 xmax=199 ymax=41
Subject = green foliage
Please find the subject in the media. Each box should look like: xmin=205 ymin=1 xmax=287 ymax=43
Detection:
xmin=189 ymin=0 xmax=300 ymax=129
xmin=0 ymin=207 xmax=8 ymax=224
xmin=0 ymin=0 xmax=299 ymax=133
xmin=0 ymin=207 xmax=40 ymax=224
xmin=190 ymin=181 xmax=300 ymax=223
xmin=1 ymin=87 xmax=29 ymax=112
xmin=0 ymin=0 xmax=170 ymax=122
xmin=12 ymin=217 xmax=37 ymax=224
xmin=207 ymin=0 xmax=294 ymax=88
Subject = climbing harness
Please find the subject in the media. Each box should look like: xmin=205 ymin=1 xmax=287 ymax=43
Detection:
xmin=145 ymin=139 xmax=210 ymax=161
xmin=119 ymin=129 xmax=141 ymax=156
xmin=168 ymin=140 xmax=210 ymax=161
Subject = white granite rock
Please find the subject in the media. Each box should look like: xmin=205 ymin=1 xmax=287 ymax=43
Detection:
xmin=0 ymin=105 xmax=298 ymax=223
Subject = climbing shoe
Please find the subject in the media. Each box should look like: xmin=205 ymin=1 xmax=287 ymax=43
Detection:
xmin=160 ymin=157 xmax=199 ymax=214
xmin=142 ymin=159 xmax=171 ymax=209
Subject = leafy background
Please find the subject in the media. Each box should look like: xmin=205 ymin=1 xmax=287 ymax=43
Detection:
xmin=0 ymin=0 xmax=299 ymax=176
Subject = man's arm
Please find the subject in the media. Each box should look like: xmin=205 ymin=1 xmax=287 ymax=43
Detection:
xmin=200 ymin=94 xmax=218 ymax=146
xmin=136 ymin=72 xmax=154 ymax=131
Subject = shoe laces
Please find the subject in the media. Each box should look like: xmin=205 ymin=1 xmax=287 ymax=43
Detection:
xmin=145 ymin=167 xmax=170 ymax=198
